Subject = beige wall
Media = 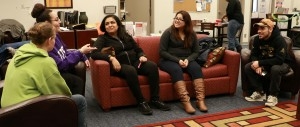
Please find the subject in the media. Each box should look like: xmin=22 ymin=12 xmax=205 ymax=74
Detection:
xmin=0 ymin=0 xmax=118 ymax=31
xmin=1 ymin=0 xmax=298 ymax=43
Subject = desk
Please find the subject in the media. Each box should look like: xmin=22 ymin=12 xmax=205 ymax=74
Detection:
xmin=59 ymin=29 xmax=98 ymax=49
xmin=59 ymin=30 xmax=76 ymax=49
xmin=75 ymin=29 xmax=99 ymax=48
xmin=194 ymin=22 xmax=228 ymax=46
xmin=215 ymin=23 xmax=228 ymax=46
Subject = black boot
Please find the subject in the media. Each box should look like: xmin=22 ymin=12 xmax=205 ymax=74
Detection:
xmin=236 ymin=45 xmax=242 ymax=53
xmin=138 ymin=101 xmax=153 ymax=115
xmin=149 ymin=100 xmax=171 ymax=111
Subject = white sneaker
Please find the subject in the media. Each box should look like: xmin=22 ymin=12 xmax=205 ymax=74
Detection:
xmin=245 ymin=91 xmax=266 ymax=102
xmin=265 ymin=95 xmax=278 ymax=107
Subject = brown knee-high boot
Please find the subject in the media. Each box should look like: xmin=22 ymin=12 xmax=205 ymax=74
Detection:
xmin=174 ymin=81 xmax=196 ymax=114
xmin=193 ymin=78 xmax=208 ymax=112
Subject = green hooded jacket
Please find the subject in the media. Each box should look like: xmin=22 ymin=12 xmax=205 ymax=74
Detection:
xmin=1 ymin=42 xmax=71 ymax=107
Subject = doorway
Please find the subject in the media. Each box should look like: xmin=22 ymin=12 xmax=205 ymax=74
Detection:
xmin=120 ymin=0 xmax=151 ymax=35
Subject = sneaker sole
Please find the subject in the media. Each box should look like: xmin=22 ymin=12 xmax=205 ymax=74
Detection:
xmin=265 ymin=102 xmax=278 ymax=107
xmin=245 ymin=97 xmax=266 ymax=102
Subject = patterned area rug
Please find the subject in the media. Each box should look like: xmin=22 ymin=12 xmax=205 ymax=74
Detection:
xmin=136 ymin=102 xmax=300 ymax=127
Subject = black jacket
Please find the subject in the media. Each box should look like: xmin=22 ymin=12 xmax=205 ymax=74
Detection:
xmin=250 ymin=26 xmax=291 ymax=70
xmin=226 ymin=0 xmax=244 ymax=24
xmin=91 ymin=34 xmax=146 ymax=65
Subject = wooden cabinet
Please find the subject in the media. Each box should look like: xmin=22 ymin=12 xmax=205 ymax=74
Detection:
xmin=75 ymin=29 xmax=98 ymax=48
xmin=58 ymin=30 xmax=76 ymax=49
xmin=58 ymin=29 xmax=98 ymax=49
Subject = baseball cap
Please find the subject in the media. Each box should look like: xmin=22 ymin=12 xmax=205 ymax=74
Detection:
xmin=253 ymin=19 xmax=274 ymax=29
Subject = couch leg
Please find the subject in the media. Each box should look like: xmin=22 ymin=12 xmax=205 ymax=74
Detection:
xmin=102 ymin=108 xmax=111 ymax=112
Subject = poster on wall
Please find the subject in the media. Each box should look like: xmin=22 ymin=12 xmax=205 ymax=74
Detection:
xmin=44 ymin=0 xmax=73 ymax=9
xmin=174 ymin=0 xmax=212 ymax=12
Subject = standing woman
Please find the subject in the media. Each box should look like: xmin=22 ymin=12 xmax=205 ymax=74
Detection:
xmin=1 ymin=22 xmax=86 ymax=127
xmin=159 ymin=10 xmax=208 ymax=114
xmin=90 ymin=15 xmax=170 ymax=115
xmin=31 ymin=3 xmax=97 ymax=95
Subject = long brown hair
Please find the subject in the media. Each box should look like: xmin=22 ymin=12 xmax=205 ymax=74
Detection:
xmin=27 ymin=22 xmax=55 ymax=45
xmin=171 ymin=10 xmax=196 ymax=48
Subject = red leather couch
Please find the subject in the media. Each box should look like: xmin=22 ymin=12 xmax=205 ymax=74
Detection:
xmin=90 ymin=35 xmax=241 ymax=111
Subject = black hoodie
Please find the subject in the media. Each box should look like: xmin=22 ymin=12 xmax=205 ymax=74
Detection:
xmin=250 ymin=26 xmax=291 ymax=70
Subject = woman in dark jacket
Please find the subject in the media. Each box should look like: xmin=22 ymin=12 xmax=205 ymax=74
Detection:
xmin=90 ymin=15 xmax=170 ymax=115
xmin=159 ymin=10 xmax=208 ymax=114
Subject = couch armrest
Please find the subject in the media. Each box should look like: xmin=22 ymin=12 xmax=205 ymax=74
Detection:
xmin=221 ymin=50 xmax=240 ymax=94
xmin=0 ymin=94 xmax=78 ymax=127
xmin=89 ymin=58 xmax=112 ymax=110
xmin=240 ymin=48 xmax=251 ymax=95
xmin=241 ymin=48 xmax=251 ymax=65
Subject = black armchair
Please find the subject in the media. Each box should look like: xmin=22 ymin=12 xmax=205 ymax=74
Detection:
xmin=241 ymin=34 xmax=300 ymax=99
xmin=0 ymin=93 xmax=78 ymax=127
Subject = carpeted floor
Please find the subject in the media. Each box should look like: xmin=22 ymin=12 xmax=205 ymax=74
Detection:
xmin=84 ymin=68 xmax=298 ymax=127
xmin=136 ymin=102 xmax=300 ymax=127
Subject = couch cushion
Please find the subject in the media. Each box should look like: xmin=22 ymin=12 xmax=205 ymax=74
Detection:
xmin=110 ymin=63 xmax=228 ymax=88
xmin=137 ymin=36 xmax=161 ymax=64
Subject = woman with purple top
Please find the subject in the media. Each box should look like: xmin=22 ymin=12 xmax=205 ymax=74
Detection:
xmin=31 ymin=3 xmax=97 ymax=95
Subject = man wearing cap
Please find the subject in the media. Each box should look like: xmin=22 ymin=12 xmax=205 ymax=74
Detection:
xmin=221 ymin=0 xmax=244 ymax=53
xmin=244 ymin=19 xmax=291 ymax=107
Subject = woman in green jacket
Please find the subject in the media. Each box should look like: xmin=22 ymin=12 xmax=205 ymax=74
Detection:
xmin=1 ymin=22 xmax=86 ymax=127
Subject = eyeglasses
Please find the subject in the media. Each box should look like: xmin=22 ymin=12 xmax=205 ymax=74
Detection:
xmin=51 ymin=17 xmax=60 ymax=21
xmin=173 ymin=17 xmax=184 ymax=22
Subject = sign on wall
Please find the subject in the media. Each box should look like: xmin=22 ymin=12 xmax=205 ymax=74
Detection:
xmin=174 ymin=0 xmax=212 ymax=12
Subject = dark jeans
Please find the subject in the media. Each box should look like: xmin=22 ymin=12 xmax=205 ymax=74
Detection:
xmin=71 ymin=94 xmax=87 ymax=127
xmin=159 ymin=60 xmax=203 ymax=83
xmin=113 ymin=61 xmax=160 ymax=103
xmin=227 ymin=19 xmax=242 ymax=50
xmin=244 ymin=62 xmax=290 ymax=96
xmin=61 ymin=72 xmax=85 ymax=95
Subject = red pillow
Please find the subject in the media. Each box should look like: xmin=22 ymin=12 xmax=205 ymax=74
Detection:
xmin=203 ymin=47 xmax=226 ymax=68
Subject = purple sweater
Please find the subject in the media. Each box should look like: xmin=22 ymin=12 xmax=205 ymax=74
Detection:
xmin=48 ymin=34 xmax=87 ymax=72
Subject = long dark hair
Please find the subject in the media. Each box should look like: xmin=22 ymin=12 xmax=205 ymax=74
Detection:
xmin=31 ymin=3 xmax=52 ymax=23
xmin=100 ymin=15 xmax=131 ymax=41
xmin=171 ymin=10 xmax=196 ymax=48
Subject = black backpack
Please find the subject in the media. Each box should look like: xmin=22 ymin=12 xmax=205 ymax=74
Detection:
xmin=196 ymin=37 xmax=219 ymax=66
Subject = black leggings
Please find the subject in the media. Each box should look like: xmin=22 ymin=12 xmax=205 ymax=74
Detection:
xmin=61 ymin=72 xmax=85 ymax=95
xmin=113 ymin=61 xmax=160 ymax=103
xmin=159 ymin=60 xmax=203 ymax=83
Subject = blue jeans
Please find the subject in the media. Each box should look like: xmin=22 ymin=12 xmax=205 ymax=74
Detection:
xmin=227 ymin=20 xmax=242 ymax=50
xmin=71 ymin=94 xmax=87 ymax=127
xmin=0 ymin=41 xmax=29 ymax=66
